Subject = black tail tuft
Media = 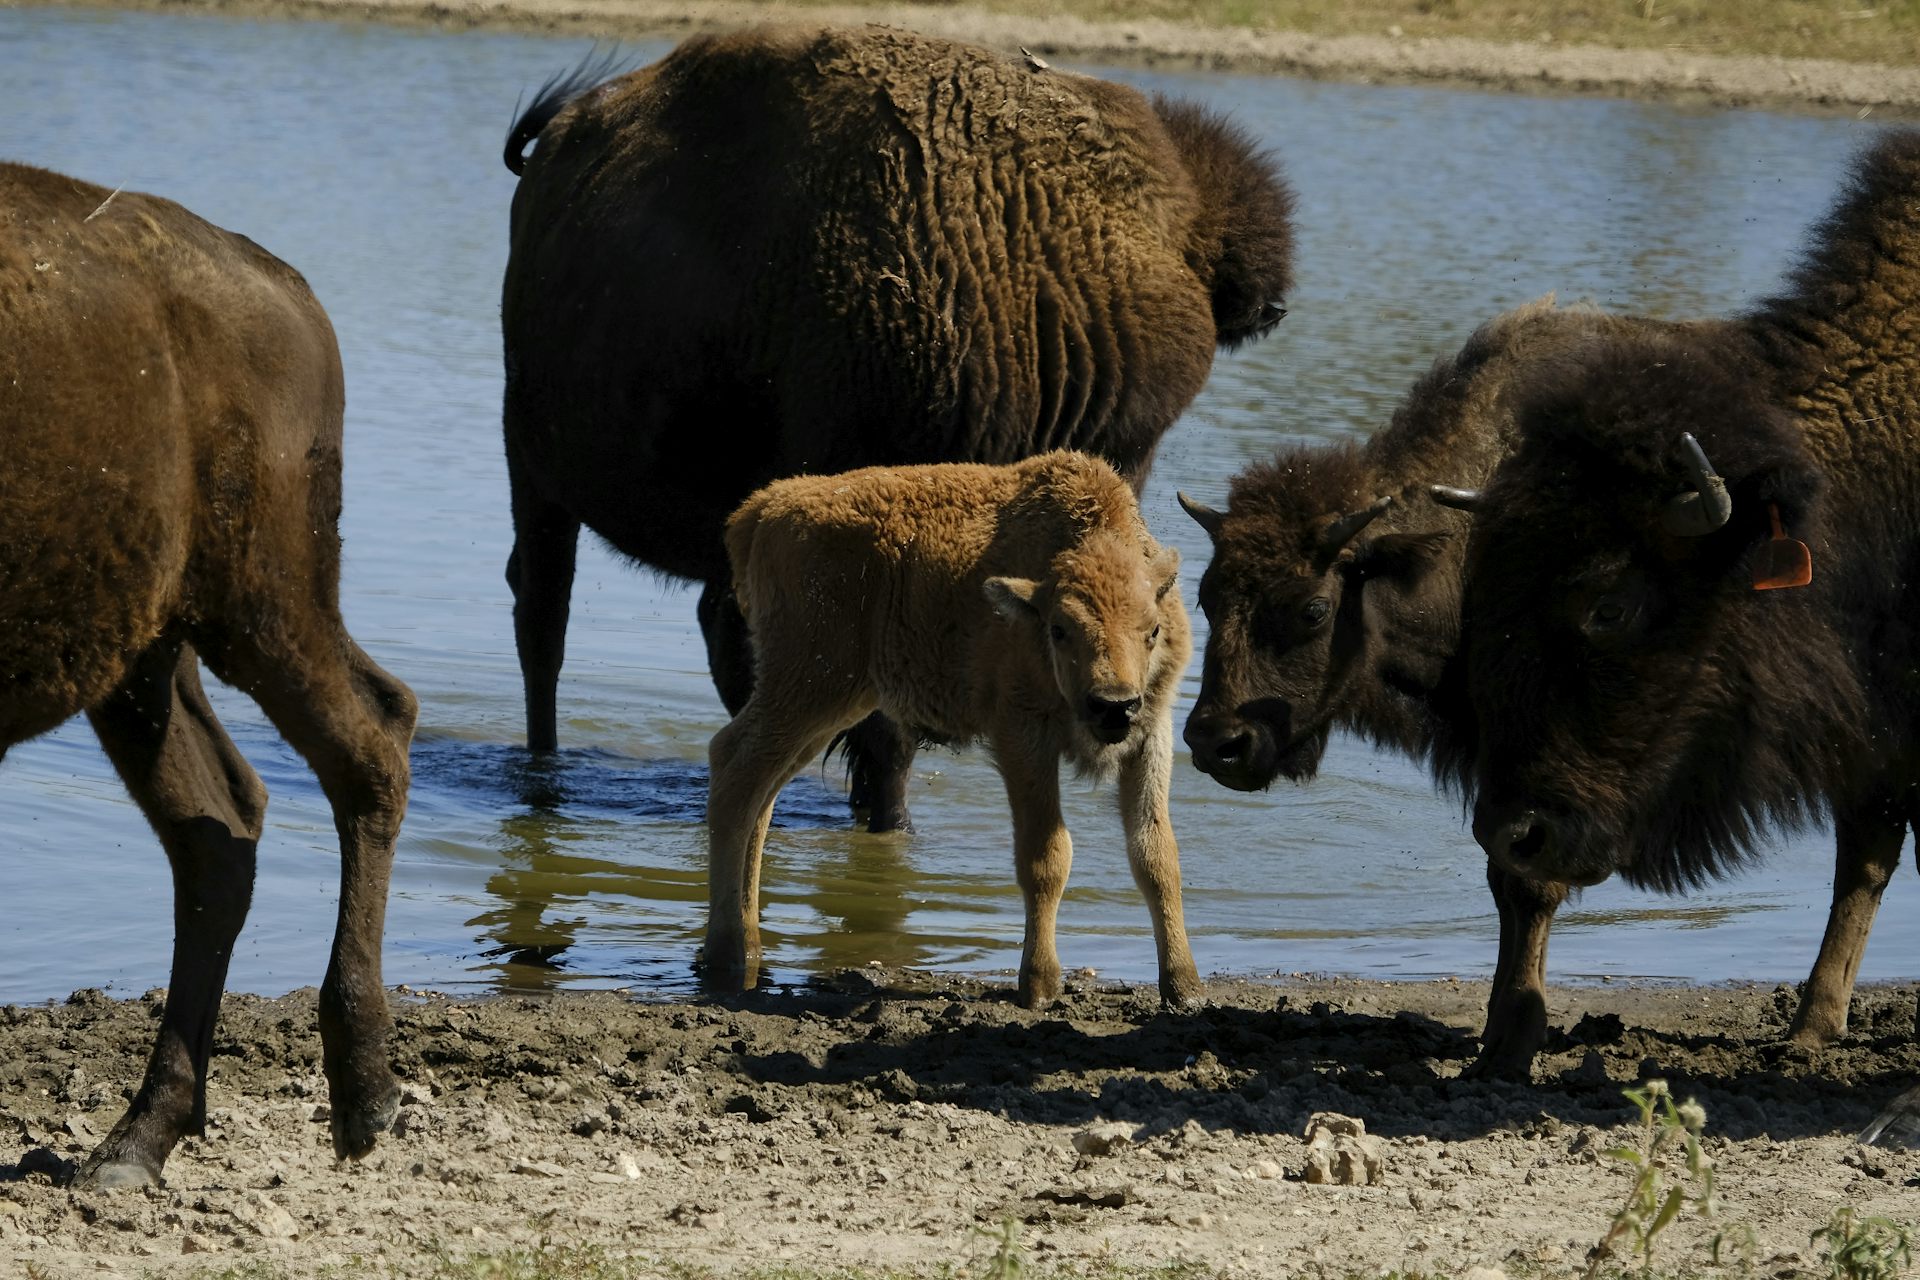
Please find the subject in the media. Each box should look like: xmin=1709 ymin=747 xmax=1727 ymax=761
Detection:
xmin=503 ymin=45 xmax=630 ymax=176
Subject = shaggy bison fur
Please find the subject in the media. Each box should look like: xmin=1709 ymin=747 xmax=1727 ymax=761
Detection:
xmin=1177 ymin=299 xmax=1676 ymax=1076
xmin=0 ymin=163 xmax=417 ymax=1185
xmin=1447 ymin=131 xmax=1920 ymax=1053
xmin=706 ymin=452 xmax=1198 ymax=1009
xmin=500 ymin=24 xmax=1293 ymax=832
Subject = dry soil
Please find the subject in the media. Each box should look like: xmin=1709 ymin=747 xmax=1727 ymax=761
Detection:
xmin=2 ymin=973 xmax=1916 ymax=1277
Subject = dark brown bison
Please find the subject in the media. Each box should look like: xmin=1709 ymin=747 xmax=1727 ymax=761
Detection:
xmin=1 ymin=163 xmax=417 ymax=1185
xmin=1443 ymin=132 xmax=1920 ymax=1063
xmin=1176 ymin=299 xmax=1685 ymax=1076
xmin=500 ymin=24 xmax=1293 ymax=832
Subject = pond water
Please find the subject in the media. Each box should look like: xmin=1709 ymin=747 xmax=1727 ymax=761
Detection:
xmin=0 ymin=6 xmax=1908 ymax=1003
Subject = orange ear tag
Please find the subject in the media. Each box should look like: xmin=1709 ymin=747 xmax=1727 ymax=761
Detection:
xmin=1752 ymin=503 xmax=1813 ymax=591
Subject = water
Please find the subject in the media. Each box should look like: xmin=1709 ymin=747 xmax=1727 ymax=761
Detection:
xmin=0 ymin=7 xmax=1908 ymax=1002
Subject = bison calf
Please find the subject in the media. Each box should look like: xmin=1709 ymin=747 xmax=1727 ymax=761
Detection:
xmin=705 ymin=452 xmax=1200 ymax=1008
xmin=0 ymin=164 xmax=417 ymax=1185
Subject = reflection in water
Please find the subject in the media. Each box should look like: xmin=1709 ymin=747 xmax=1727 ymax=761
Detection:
xmin=0 ymin=6 xmax=1907 ymax=1001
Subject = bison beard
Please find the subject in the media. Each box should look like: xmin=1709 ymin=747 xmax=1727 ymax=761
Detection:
xmin=499 ymin=24 xmax=1293 ymax=832
xmin=1446 ymin=130 xmax=1920 ymax=1069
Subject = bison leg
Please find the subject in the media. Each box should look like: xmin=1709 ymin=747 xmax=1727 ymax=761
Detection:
xmin=703 ymin=695 xmax=856 ymax=994
xmin=993 ymin=731 xmax=1074 ymax=1009
xmin=1118 ymin=716 xmax=1202 ymax=1009
xmin=506 ymin=454 xmax=580 ymax=754
xmin=842 ymin=712 xmax=918 ymax=834
xmin=207 ymin=623 xmax=416 ymax=1162
xmin=696 ymin=579 xmax=755 ymax=716
xmin=1789 ymin=798 xmax=1907 ymax=1047
xmin=78 ymin=643 xmax=267 ymax=1188
xmin=1467 ymin=865 xmax=1566 ymax=1079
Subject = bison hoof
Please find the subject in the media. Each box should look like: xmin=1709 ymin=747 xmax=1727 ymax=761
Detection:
xmin=1160 ymin=974 xmax=1206 ymax=1011
xmin=1786 ymin=1019 xmax=1844 ymax=1050
xmin=331 ymin=1079 xmax=401 ymax=1161
xmin=77 ymin=1149 xmax=162 ymax=1190
xmin=861 ymin=805 xmax=914 ymax=835
xmin=1462 ymin=1048 xmax=1536 ymax=1081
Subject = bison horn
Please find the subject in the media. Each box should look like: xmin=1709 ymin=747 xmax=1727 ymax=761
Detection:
xmin=1663 ymin=432 xmax=1733 ymax=537
xmin=1323 ymin=495 xmax=1393 ymax=551
xmin=1177 ymin=491 xmax=1226 ymax=538
xmin=1428 ymin=485 xmax=1484 ymax=512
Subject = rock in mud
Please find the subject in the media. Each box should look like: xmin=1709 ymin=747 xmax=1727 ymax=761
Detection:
xmin=1301 ymin=1112 xmax=1385 ymax=1186
xmin=1071 ymin=1121 xmax=1136 ymax=1156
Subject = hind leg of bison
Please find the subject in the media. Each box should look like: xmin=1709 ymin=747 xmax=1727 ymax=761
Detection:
xmin=1467 ymin=866 xmax=1566 ymax=1079
xmin=697 ymin=579 xmax=756 ymax=716
xmin=842 ymin=712 xmax=918 ymax=834
xmin=1788 ymin=798 xmax=1907 ymax=1047
xmin=1118 ymin=717 xmax=1202 ymax=1009
xmin=992 ymin=730 xmax=1074 ymax=1010
xmin=704 ymin=689 xmax=860 ymax=994
xmin=506 ymin=458 xmax=580 ymax=754
xmin=702 ymin=579 xmax=918 ymax=834
xmin=77 ymin=644 xmax=268 ymax=1188
xmin=209 ymin=620 xmax=417 ymax=1160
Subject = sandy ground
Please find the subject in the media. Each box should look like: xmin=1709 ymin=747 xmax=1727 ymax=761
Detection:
xmin=1 ymin=974 xmax=1916 ymax=1277
xmin=8 ymin=0 xmax=1920 ymax=115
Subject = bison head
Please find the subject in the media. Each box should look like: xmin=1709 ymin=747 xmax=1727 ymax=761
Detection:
xmin=985 ymin=530 xmax=1187 ymax=754
xmin=1449 ymin=334 xmax=1853 ymax=891
xmin=1178 ymin=446 xmax=1458 ymax=790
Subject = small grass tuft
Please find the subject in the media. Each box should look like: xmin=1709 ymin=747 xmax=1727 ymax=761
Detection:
xmin=1812 ymin=1206 xmax=1916 ymax=1280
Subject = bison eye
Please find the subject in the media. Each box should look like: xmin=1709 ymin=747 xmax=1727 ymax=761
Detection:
xmin=1147 ymin=623 xmax=1161 ymax=647
xmin=1585 ymin=595 xmax=1635 ymax=636
xmin=1302 ymin=597 xmax=1331 ymax=627
xmin=1049 ymin=623 xmax=1066 ymax=644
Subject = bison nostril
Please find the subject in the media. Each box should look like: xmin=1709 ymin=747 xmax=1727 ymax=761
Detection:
xmin=1213 ymin=731 xmax=1250 ymax=763
xmin=1506 ymin=817 xmax=1547 ymax=862
xmin=1086 ymin=695 xmax=1141 ymax=722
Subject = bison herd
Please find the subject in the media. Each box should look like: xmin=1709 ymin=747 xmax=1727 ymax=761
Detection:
xmin=2 ymin=23 xmax=1916 ymax=1183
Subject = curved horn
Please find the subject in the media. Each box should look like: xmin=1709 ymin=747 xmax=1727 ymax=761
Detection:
xmin=1428 ymin=485 xmax=1484 ymax=513
xmin=1177 ymin=491 xmax=1226 ymax=538
xmin=1663 ymin=432 xmax=1733 ymax=537
xmin=1323 ymin=495 xmax=1393 ymax=551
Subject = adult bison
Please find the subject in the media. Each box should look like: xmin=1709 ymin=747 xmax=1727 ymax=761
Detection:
xmin=709 ymin=452 xmax=1196 ymax=1007
xmin=1176 ymin=299 xmax=1686 ymax=1076
xmin=500 ymin=24 xmax=1293 ymax=832
xmin=1445 ymin=133 xmax=1920 ymax=1063
xmin=1 ymin=163 xmax=417 ymax=1185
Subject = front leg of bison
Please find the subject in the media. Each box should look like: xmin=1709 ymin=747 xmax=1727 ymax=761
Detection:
xmin=995 ymin=729 xmax=1074 ymax=1009
xmin=1119 ymin=717 xmax=1204 ymax=1010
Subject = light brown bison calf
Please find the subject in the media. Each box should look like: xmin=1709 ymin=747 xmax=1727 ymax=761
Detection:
xmin=705 ymin=452 xmax=1200 ymax=1008
xmin=0 ymin=164 xmax=416 ymax=1185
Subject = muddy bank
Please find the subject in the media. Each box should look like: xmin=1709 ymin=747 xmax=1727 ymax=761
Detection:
xmin=1 ymin=974 xmax=1915 ymax=1276
xmin=14 ymin=0 xmax=1920 ymax=116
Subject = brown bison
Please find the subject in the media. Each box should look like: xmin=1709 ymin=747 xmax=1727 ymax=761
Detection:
xmin=501 ymin=24 xmax=1293 ymax=832
xmin=1442 ymin=132 xmax=1920 ymax=1060
xmin=1179 ymin=284 xmax=1902 ymax=1076
xmin=706 ymin=452 xmax=1198 ymax=1009
xmin=1174 ymin=300 xmax=1707 ymax=1076
xmin=0 ymin=164 xmax=417 ymax=1185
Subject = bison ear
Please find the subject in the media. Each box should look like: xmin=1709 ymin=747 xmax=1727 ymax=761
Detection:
xmin=984 ymin=576 xmax=1040 ymax=621
xmin=1353 ymin=531 xmax=1452 ymax=583
xmin=1150 ymin=545 xmax=1181 ymax=600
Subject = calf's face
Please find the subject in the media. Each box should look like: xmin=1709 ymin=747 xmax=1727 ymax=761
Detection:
xmin=986 ymin=533 xmax=1183 ymax=748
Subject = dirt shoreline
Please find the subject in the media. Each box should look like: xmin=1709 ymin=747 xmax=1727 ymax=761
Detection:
xmin=2 ymin=974 xmax=1915 ymax=1277
xmin=11 ymin=0 xmax=1920 ymax=116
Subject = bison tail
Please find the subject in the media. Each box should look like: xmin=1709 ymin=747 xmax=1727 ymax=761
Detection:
xmin=503 ymin=45 xmax=629 ymax=176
